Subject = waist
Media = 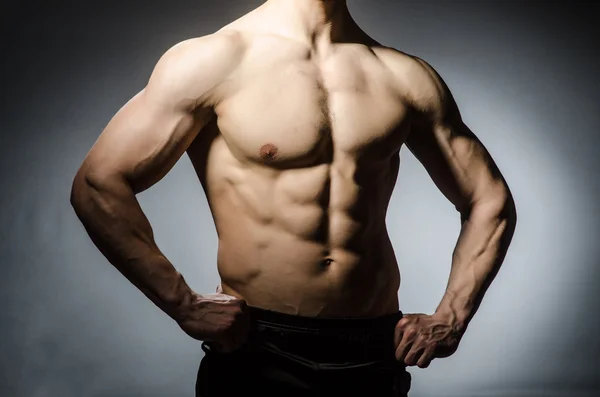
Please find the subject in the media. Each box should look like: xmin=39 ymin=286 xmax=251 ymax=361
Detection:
xmin=248 ymin=305 xmax=402 ymax=335
xmin=218 ymin=244 xmax=400 ymax=317
xmin=241 ymin=305 xmax=404 ymax=363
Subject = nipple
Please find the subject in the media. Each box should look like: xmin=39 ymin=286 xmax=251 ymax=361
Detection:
xmin=259 ymin=143 xmax=279 ymax=161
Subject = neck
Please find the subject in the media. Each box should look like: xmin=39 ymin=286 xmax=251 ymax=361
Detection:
xmin=267 ymin=0 xmax=355 ymax=43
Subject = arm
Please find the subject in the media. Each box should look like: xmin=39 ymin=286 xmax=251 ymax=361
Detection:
xmin=70 ymin=33 xmax=242 ymax=322
xmin=404 ymin=58 xmax=517 ymax=332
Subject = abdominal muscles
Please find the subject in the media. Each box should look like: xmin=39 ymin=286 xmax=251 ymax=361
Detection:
xmin=205 ymin=150 xmax=400 ymax=317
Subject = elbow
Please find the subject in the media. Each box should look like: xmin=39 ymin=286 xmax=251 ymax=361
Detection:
xmin=503 ymin=193 xmax=517 ymax=231
xmin=498 ymin=182 xmax=517 ymax=226
xmin=70 ymin=167 xmax=118 ymax=217
xmin=70 ymin=169 xmax=95 ymax=217
xmin=70 ymin=169 xmax=85 ymax=209
xmin=489 ymin=186 xmax=518 ymax=231
xmin=468 ymin=185 xmax=518 ymax=229
xmin=496 ymin=189 xmax=518 ymax=250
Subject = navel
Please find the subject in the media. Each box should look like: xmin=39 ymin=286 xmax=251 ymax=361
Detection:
xmin=320 ymin=258 xmax=334 ymax=269
xmin=259 ymin=143 xmax=279 ymax=161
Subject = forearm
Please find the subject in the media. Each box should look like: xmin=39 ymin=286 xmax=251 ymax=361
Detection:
xmin=435 ymin=193 xmax=517 ymax=331
xmin=70 ymin=172 xmax=194 ymax=321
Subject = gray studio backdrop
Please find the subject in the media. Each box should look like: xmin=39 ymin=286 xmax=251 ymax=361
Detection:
xmin=1 ymin=1 xmax=598 ymax=397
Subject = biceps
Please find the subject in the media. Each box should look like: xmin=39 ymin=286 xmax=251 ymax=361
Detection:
xmin=84 ymin=90 xmax=206 ymax=193
xmin=406 ymin=121 xmax=506 ymax=211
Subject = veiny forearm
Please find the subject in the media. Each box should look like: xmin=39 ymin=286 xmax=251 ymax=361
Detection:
xmin=435 ymin=193 xmax=517 ymax=331
xmin=70 ymin=173 xmax=194 ymax=322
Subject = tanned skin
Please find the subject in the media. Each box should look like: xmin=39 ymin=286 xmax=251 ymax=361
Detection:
xmin=71 ymin=0 xmax=517 ymax=368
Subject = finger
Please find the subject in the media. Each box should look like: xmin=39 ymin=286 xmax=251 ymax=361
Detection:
xmin=394 ymin=326 xmax=403 ymax=348
xmin=395 ymin=327 xmax=417 ymax=361
xmin=396 ymin=317 xmax=411 ymax=329
xmin=404 ymin=345 xmax=425 ymax=367
xmin=394 ymin=317 xmax=411 ymax=346
xmin=416 ymin=346 xmax=436 ymax=369
xmin=395 ymin=338 xmax=412 ymax=361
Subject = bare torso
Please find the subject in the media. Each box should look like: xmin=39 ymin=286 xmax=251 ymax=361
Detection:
xmin=187 ymin=5 xmax=413 ymax=317
xmin=72 ymin=0 xmax=514 ymax=357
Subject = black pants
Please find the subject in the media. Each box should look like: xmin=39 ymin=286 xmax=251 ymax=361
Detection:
xmin=196 ymin=306 xmax=411 ymax=397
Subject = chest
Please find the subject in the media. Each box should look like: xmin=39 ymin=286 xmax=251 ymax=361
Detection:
xmin=214 ymin=45 xmax=409 ymax=167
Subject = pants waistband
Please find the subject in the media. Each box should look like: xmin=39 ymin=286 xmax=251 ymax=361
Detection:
xmin=248 ymin=305 xmax=403 ymax=335
xmin=205 ymin=306 xmax=404 ymax=364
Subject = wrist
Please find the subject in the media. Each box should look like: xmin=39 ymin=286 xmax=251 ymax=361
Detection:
xmin=435 ymin=293 xmax=473 ymax=333
xmin=162 ymin=274 xmax=197 ymax=322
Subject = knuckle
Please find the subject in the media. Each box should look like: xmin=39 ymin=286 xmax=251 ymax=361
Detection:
xmin=396 ymin=318 xmax=409 ymax=329
xmin=416 ymin=334 xmax=429 ymax=344
xmin=405 ymin=328 xmax=418 ymax=338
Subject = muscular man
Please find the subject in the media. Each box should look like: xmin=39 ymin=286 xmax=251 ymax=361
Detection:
xmin=70 ymin=0 xmax=517 ymax=396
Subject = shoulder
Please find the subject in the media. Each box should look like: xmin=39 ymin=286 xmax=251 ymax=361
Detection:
xmin=146 ymin=31 xmax=247 ymax=108
xmin=374 ymin=47 xmax=452 ymax=118
xmin=164 ymin=30 xmax=246 ymax=64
